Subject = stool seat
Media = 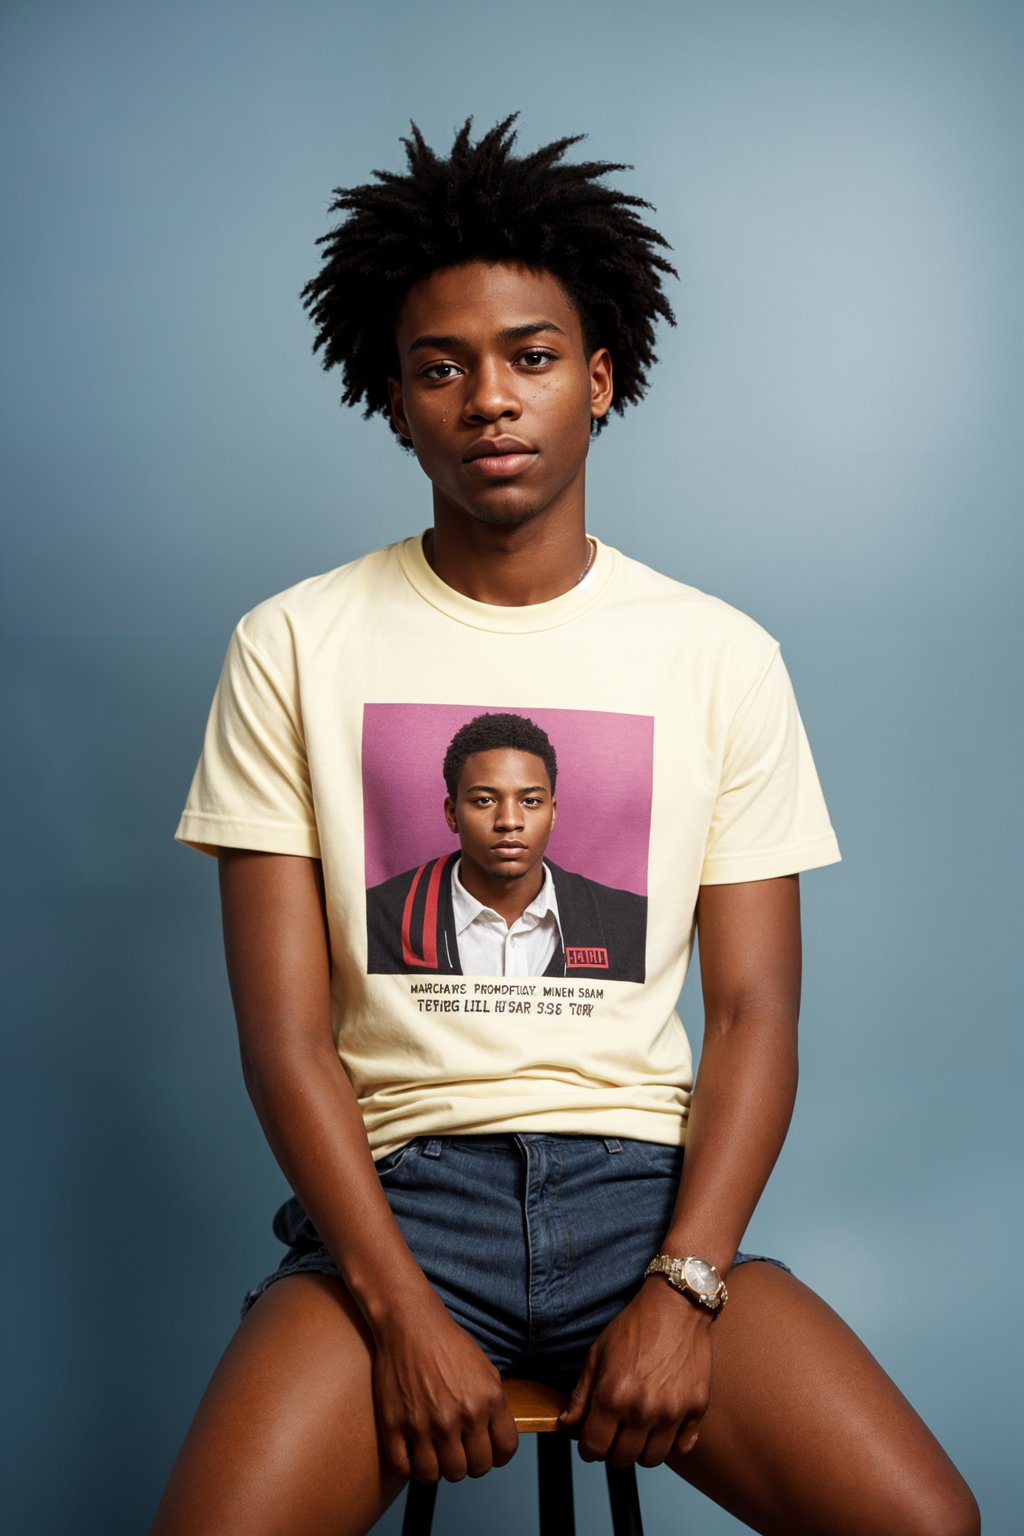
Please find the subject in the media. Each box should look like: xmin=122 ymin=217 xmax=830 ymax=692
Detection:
xmin=400 ymin=1376 xmax=644 ymax=1535
xmin=502 ymin=1376 xmax=567 ymax=1431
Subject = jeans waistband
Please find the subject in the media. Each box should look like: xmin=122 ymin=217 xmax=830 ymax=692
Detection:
xmin=414 ymin=1133 xmax=626 ymax=1157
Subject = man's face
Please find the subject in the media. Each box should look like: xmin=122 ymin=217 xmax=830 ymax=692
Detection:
xmin=445 ymin=748 xmax=557 ymax=890
xmin=388 ymin=262 xmax=613 ymax=531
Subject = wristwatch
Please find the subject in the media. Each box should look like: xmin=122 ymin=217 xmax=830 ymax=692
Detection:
xmin=644 ymin=1253 xmax=728 ymax=1315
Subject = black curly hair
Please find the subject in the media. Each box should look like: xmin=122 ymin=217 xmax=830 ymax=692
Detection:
xmin=443 ymin=712 xmax=558 ymax=799
xmin=302 ymin=114 xmax=676 ymax=448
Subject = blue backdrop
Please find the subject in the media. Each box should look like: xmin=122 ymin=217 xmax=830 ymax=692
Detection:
xmin=2 ymin=1 xmax=1020 ymax=1530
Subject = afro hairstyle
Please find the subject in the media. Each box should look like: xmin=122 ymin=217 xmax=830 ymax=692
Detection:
xmin=301 ymin=114 xmax=677 ymax=447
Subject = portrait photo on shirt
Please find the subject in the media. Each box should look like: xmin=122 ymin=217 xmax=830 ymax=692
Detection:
xmin=362 ymin=703 xmax=652 ymax=982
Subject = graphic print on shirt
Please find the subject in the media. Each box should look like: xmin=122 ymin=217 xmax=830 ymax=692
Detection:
xmin=363 ymin=704 xmax=652 ymax=982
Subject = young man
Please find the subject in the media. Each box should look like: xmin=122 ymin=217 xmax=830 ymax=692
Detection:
xmin=366 ymin=711 xmax=648 ymax=980
xmin=156 ymin=118 xmax=978 ymax=1534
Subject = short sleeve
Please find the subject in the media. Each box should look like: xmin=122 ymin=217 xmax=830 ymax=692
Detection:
xmin=174 ymin=621 xmax=321 ymax=859
xmin=700 ymin=647 xmax=840 ymax=885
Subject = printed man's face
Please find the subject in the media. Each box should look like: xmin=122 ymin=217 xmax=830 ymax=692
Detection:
xmin=387 ymin=261 xmax=613 ymax=532
xmin=445 ymin=748 xmax=557 ymax=888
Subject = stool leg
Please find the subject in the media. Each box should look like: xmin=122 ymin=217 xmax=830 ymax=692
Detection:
xmin=605 ymin=1463 xmax=644 ymax=1536
xmin=536 ymin=1434 xmax=575 ymax=1536
xmin=401 ymin=1478 xmax=438 ymax=1536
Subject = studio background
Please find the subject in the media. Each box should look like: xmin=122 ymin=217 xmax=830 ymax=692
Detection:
xmin=2 ymin=1 xmax=1020 ymax=1531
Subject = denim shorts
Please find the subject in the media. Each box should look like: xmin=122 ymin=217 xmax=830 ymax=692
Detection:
xmin=243 ymin=1134 xmax=788 ymax=1381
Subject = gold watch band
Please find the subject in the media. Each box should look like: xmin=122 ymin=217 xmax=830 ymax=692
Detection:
xmin=644 ymin=1253 xmax=729 ymax=1314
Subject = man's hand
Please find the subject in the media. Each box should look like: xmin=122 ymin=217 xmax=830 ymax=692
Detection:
xmin=558 ymin=1278 xmax=714 ymax=1467
xmin=373 ymin=1298 xmax=519 ymax=1484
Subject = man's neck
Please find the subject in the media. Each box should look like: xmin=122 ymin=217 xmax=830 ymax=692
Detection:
xmin=426 ymin=511 xmax=593 ymax=607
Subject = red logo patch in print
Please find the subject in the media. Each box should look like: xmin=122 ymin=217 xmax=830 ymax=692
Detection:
xmin=566 ymin=946 xmax=609 ymax=969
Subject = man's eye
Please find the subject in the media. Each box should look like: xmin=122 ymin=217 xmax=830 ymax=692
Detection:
xmin=522 ymin=797 xmax=542 ymax=807
xmin=421 ymin=362 xmax=461 ymax=381
xmin=519 ymin=349 xmax=555 ymax=368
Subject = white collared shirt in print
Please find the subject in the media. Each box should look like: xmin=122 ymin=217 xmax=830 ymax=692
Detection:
xmin=451 ymin=859 xmax=562 ymax=977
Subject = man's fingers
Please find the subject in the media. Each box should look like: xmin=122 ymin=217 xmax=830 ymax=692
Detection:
xmin=577 ymin=1392 xmax=707 ymax=1468
xmin=461 ymin=1415 xmax=502 ymax=1480
xmin=606 ymin=1403 xmax=687 ymax=1468
xmin=670 ymin=1395 xmax=709 ymax=1459
xmin=558 ymin=1359 xmax=596 ymax=1428
xmin=381 ymin=1429 xmax=412 ymax=1479
xmin=439 ymin=1438 xmax=469 ymax=1483
xmin=489 ymin=1404 xmax=520 ymax=1469
xmin=412 ymin=1424 xmax=468 ymax=1484
xmin=408 ymin=1439 xmax=441 ymax=1484
xmin=605 ymin=1422 xmax=649 ymax=1469
xmin=575 ymin=1402 xmax=619 ymax=1463
xmin=637 ymin=1424 xmax=680 ymax=1468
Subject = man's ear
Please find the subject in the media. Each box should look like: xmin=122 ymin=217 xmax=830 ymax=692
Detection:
xmin=387 ymin=376 xmax=413 ymax=442
xmin=444 ymin=795 xmax=458 ymax=835
xmin=550 ymin=797 xmax=557 ymax=832
xmin=588 ymin=348 xmax=613 ymax=423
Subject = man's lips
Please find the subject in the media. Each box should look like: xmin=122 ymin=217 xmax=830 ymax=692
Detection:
xmin=464 ymin=435 xmax=534 ymax=462
xmin=464 ymin=436 xmax=537 ymax=479
xmin=492 ymin=841 xmax=528 ymax=859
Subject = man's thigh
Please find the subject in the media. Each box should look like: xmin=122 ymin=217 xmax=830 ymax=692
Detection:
xmin=151 ymin=1273 xmax=405 ymax=1536
xmin=671 ymin=1261 xmax=978 ymax=1536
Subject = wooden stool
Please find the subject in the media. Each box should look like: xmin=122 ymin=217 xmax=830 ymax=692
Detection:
xmin=401 ymin=1377 xmax=645 ymax=1535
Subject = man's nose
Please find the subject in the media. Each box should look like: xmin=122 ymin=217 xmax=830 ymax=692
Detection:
xmin=463 ymin=360 xmax=521 ymax=422
xmin=494 ymin=798 xmax=524 ymax=829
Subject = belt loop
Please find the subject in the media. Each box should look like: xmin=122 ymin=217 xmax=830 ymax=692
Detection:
xmin=604 ymin=1137 xmax=623 ymax=1154
xmin=423 ymin=1137 xmax=444 ymax=1159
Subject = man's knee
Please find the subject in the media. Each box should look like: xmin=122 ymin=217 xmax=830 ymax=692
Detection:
xmin=903 ymin=1476 xmax=980 ymax=1536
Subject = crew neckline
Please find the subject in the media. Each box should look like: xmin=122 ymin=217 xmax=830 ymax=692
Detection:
xmin=396 ymin=532 xmax=618 ymax=633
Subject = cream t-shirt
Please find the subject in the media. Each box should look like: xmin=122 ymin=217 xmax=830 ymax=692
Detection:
xmin=176 ymin=536 xmax=840 ymax=1158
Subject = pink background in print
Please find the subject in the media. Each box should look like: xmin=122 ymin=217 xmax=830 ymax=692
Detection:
xmin=362 ymin=703 xmax=653 ymax=894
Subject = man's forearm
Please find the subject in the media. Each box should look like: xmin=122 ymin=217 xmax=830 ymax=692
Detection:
xmin=244 ymin=1041 xmax=437 ymax=1333
xmin=660 ymin=1007 xmax=799 ymax=1276
xmin=218 ymin=851 xmax=438 ymax=1336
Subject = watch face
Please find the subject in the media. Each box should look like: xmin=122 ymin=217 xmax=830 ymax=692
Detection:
xmin=683 ymin=1257 xmax=719 ymax=1296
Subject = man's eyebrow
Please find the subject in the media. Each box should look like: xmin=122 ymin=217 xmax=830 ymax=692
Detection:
xmin=464 ymin=782 xmax=549 ymax=795
xmin=407 ymin=333 xmax=467 ymax=356
xmin=501 ymin=322 xmax=567 ymax=343
xmin=407 ymin=322 xmax=567 ymax=357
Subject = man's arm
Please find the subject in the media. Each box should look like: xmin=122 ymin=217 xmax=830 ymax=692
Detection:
xmin=218 ymin=848 xmax=518 ymax=1482
xmin=559 ymin=874 xmax=802 ymax=1466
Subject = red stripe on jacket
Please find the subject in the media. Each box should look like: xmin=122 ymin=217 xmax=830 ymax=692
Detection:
xmin=400 ymin=857 xmax=445 ymax=968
